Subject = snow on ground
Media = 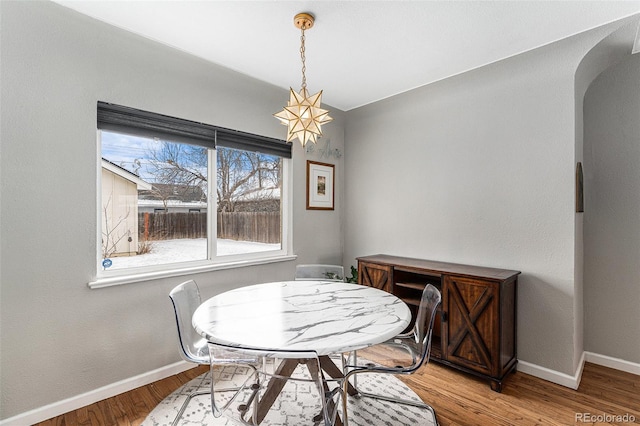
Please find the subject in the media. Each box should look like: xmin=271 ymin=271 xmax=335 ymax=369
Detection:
xmin=105 ymin=238 xmax=279 ymax=270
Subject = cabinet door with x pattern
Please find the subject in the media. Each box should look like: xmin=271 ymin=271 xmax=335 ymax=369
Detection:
xmin=443 ymin=275 xmax=500 ymax=377
xmin=358 ymin=261 xmax=393 ymax=293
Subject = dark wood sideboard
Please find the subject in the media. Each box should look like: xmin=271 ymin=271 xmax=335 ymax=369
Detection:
xmin=357 ymin=254 xmax=520 ymax=392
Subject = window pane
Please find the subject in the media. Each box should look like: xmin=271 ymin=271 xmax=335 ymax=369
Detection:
xmin=216 ymin=147 xmax=282 ymax=256
xmin=100 ymin=131 xmax=208 ymax=271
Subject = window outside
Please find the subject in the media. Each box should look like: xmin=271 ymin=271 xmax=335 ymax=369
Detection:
xmin=100 ymin=130 xmax=283 ymax=273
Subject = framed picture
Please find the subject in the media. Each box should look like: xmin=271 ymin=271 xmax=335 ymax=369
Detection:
xmin=307 ymin=160 xmax=335 ymax=210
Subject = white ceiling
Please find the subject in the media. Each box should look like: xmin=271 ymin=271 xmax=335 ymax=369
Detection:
xmin=54 ymin=1 xmax=640 ymax=111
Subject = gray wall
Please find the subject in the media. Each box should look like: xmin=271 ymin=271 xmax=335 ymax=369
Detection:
xmin=343 ymin=20 xmax=633 ymax=377
xmin=584 ymin=53 xmax=640 ymax=363
xmin=0 ymin=1 xmax=344 ymax=419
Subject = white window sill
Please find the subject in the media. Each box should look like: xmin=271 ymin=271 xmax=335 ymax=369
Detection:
xmin=88 ymin=254 xmax=297 ymax=289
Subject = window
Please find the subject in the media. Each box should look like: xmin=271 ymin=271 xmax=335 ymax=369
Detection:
xmin=97 ymin=102 xmax=292 ymax=278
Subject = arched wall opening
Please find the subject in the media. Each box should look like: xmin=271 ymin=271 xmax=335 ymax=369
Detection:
xmin=575 ymin=18 xmax=640 ymax=371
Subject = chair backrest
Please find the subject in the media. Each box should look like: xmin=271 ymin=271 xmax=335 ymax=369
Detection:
xmin=295 ymin=264 xmax=345 ymax=282
xmin=413 ymin=284 xmax=442 ymax=367
xmin=169 ymin=280 xmax=208 ymax=364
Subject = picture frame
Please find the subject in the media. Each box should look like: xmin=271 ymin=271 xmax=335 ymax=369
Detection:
xmin=306 ymin=160 xmax=335 ymax=210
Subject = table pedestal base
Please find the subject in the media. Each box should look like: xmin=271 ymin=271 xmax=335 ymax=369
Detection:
xmin=251 ymin=355 xmax=356 ymax=425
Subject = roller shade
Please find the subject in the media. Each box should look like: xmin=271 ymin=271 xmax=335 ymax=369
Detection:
xmin=97 ymin=101 xmax=291 ymax=158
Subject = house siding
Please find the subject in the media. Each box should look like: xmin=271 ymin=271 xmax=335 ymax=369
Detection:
xmin=101 ymin=168 xmax=139 ymax=257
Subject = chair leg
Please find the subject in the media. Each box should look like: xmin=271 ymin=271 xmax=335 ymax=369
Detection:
xmin=174 ymin=381 xmax=263 ymax=426
xmin=210 ymin=364 xmax=261 ymax=420
xmin=357 ymin=388 xmax=437 ymax=410
xmin=237 ymin=383 xmax=262 ymax=426
xmin=342 ymin=376 xmax=351 ymax=426
xmin=342 ymin=372 xmax=438 ymax=426
xmin=350 ymin=351 xmax=358 ymax=390
xmin=306 ymin=359 xmax=342 ymax=426
xmin=359 ymin=390 xmax=439 ymax=425
xmin=172 ymin=389 xmax=211 ymax=426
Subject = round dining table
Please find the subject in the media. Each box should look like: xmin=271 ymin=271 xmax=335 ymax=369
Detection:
xmin=192 ymin=280 xmax=411 ymax=425
xmin=192 ymin=280 xmax=411 ymax=355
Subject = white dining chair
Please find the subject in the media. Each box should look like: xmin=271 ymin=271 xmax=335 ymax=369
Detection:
xmin=169 ymin=280 xmax=211 ymax=426
xmin=342 ymin=284 xmax=442 ymax=426
xmin=295 ymin=264 xmax=345 ymax=282
xmin=169 ymin=280 xmax=259 ymax=426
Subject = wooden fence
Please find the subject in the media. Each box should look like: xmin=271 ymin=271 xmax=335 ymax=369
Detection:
xmin=219 ymin=211 xmax=281 ymax=244
xmin=138 ymin=212 xmax=280 ymax=244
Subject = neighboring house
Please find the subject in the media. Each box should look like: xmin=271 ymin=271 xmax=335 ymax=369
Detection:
xmin=138 ymin=183 xmax=208 ymax=213
xmin=137 ymin=199 xmax=208 ymax=213
xmin=101 ymin=158 xmax=152 ymax=257
xmin=232 ymin=187 xmax=281 ymax=212
xmin=138 ymin=183 xmax=281 ymax=213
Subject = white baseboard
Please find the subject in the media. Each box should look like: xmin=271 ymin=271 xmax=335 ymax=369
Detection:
xmin=0 ymin=360 xmax=194 ymax=426
xmin=584 ymin=351 xmax=640 ymax=376
xmin=517 ymin=351 xmax=585 ymax=390
xmin=518 ymin=351 xmax=640 ymax=390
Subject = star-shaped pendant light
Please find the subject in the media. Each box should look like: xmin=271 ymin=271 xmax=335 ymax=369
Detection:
xmin=274 ymin=13 xmax=332 ymax=147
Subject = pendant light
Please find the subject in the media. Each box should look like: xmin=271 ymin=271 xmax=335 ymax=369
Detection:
xmin=274 ymin=13 xmax=332 ymax=147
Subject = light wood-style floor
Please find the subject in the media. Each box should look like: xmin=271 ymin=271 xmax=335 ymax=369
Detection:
xmin=36 ymin=349 xmax=640 ymax=426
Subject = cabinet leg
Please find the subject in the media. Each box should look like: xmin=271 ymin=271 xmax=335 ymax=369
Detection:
xmin=490 ymin=380 xmax=503 ymax=393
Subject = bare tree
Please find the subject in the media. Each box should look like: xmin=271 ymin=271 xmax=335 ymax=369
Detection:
xmin=216 ymin=147 xmax=280 ymax=212
xmin=102 ymin=192 xmax=131 ymax=258
xmin=145 ymin=141 xmax=280 ymax=212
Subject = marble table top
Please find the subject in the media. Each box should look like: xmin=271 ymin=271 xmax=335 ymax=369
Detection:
xmin=192 ymin=280 xmax=411 ymax=356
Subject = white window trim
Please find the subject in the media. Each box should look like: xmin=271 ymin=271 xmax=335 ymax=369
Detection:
xmin=88 ymin=254 xmax=297 ymax=289
xmin=91 ymin=131 xmax=294 ymax=289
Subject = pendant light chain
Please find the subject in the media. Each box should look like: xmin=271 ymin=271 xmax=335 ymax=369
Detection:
xmin=300 ymin=27 xmax=307 ymax=90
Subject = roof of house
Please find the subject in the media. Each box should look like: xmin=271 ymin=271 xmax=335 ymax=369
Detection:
xmin=101 ymin=158 xmax=152 ymax=190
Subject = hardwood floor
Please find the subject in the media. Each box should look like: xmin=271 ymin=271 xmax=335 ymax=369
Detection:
xmin=406 ymin=361 xmax=640 ymax=426
xmin=34 ymin=366 xmax=209 ymax=426
xmin=36 ymin=352 xmax=640 ymax=426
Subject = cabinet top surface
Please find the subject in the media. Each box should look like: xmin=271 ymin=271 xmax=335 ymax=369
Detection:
xmin=357 ymin=254 xmax=520 ymax=281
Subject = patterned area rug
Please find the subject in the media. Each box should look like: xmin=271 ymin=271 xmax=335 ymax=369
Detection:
xmin=142 ymin=361 xmax=437 ymax=426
